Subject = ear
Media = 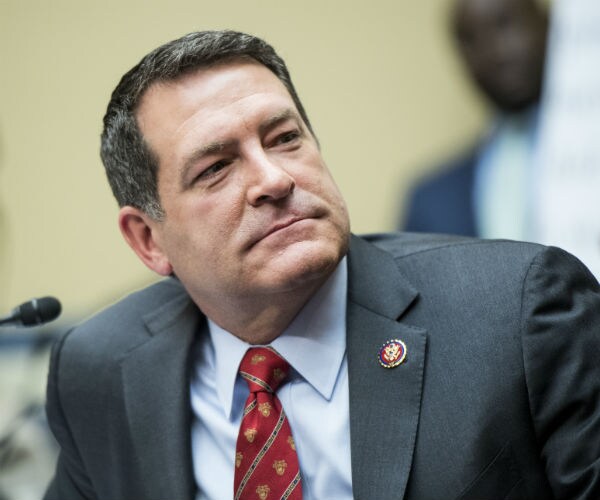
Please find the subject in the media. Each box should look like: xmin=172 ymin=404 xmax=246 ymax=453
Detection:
xmin=118 ymin=206 xmax=173 ymax=276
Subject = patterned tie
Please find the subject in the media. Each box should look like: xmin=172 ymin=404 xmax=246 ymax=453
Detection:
xmin=234 ymin=347 xmax=303 ymax=500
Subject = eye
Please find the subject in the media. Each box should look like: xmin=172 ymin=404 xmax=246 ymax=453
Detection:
xmin=272 ymin=130 xmax=301 ymax=147
xmin=195 ymin=159 xmax=231 ymax=182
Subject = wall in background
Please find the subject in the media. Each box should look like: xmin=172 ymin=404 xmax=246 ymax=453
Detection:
xmin=534 ymin=0 xmax=600 ymax=278
xmin=0 ymin=0 xmax=487 ymax=318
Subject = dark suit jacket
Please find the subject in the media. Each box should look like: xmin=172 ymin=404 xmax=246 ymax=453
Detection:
xmin=402 ymin=149 xmax=479 ymax=236
xmin=45 ymin=233 xmax=600 ymax=500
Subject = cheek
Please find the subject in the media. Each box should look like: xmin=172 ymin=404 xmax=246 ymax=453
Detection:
xmin=169 ymin=195 xmax=246 ymax=256
xmin=309 ymin=169 xmax=345 ymax=206
xmin=301 ymin=173 xmax=349 ymax=229
xmin=293 ymin=155 xmax=333 ymax=189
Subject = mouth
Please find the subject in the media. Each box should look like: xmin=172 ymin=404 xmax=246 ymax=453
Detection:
xmin=265 ymin=217 xmax=306 ymax=237
xmin=247 ymin=215 xmax=314 ymax=250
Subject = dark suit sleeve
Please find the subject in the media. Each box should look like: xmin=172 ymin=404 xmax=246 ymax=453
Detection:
xmin=44 ymin=331 xmax=96 ymax=500
xmin=521 ymin=247 xmax=600 ymax=499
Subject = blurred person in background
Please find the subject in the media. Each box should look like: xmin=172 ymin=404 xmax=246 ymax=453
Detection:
xmin=401 ymin=0 xmax=548 ymax=239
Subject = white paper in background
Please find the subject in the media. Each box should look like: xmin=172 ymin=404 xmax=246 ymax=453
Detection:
xmin=533 ymin=0 xmax=600 ymax=278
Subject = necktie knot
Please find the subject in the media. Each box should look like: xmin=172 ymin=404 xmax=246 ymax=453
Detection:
xmin=239 ymin=347 xmax=290 ymax=394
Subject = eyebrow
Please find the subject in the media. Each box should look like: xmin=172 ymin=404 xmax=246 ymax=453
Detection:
xmin=178 ymin=108 xmax=302 ymax=185
xmin=258 ymin=108 xmax=301 ymax=135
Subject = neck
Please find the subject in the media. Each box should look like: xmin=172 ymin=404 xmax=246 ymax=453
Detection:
xmin=194 ymin=276 xmax=330 ymax=345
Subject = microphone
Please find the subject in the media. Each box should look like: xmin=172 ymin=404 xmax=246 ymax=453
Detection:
xmin=0 ymin=296 xmax=62 ymax=327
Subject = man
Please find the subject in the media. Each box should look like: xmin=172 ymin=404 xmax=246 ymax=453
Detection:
xmin=402 ymin=0 xmax=548 ymax=239
xmin=45 ymin=30 xmax=600 ymax=500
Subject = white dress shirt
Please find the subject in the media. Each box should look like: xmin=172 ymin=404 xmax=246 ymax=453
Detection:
xmin=191 ymin=257 xmax=353 ymax=499
xmin=474 ymin=107 xmax=540 ymax=241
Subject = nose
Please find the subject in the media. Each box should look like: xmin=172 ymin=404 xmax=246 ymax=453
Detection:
xmin=246 ymin=151 xmax=295 ymax=206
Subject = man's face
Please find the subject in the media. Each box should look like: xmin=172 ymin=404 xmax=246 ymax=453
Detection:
xmin=453 ymin=0 xmax=547 ymax=112
xmin=133 ymin=60 xmax=350 ymax=310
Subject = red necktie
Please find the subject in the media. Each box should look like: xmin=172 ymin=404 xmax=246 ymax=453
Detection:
xmin=234 ymin=347 xmax=303 ymax=500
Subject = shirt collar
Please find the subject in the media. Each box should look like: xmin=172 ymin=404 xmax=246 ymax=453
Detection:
xmin=209 ymin=257 xmax=348 ymax=419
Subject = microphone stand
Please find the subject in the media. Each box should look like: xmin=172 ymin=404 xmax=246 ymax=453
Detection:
xmin=0 ymin=403 xmax=42 ymax=463
xmin=0 ymin=326 xmax=62 ymax=500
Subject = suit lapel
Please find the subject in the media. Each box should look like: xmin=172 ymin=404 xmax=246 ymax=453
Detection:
xmin=120 ymin=288 xmax=201 ymax=500
xmin=346 ymin=235 xmax=427 ymax=499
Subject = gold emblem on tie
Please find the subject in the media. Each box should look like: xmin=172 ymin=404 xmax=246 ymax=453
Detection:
xmin=234 ymin=348 xmax=303 ymax=499
xmin=273 ymin=368 xmax=286 ymax=382
xmin=256 ymin=484 xmax=270 ymax=499
xmin=258 ymin=402 xmax=272 ymax=417
xmin=244 ymin=428 xmax=257 ymax=443
xmin=273 ymin=459 xmax=287 ymax=476
xmin=287 ymin=436 xmax=296 ymax=451
xmin=251 ymin=354 xmax=266 ymax=365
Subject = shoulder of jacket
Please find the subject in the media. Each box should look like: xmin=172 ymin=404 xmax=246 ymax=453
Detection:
xmin=360 ymin=232 xmax=545 ymax=262
xmin=56 ymin=278 xmax=191 ymax=359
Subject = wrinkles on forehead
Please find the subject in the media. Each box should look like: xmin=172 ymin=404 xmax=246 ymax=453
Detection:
xmin=453 ymin=0 xmax=544 ymax=35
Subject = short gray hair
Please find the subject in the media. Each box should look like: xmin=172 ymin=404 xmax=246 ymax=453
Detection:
xmin=100 ymin=30 xmax=314 ymax=219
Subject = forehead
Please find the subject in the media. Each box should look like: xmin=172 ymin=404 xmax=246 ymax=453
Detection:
xmin=135 ymin=61 xmax=297 ymax=157
xmin=454 ymin=0 xmax=537 ymax=29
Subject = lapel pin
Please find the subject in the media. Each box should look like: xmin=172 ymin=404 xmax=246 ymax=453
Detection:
xmin=378 ymin=339 xmax=407 ymax=368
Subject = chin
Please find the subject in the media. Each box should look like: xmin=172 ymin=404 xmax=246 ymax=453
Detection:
xmin=259 ymin=236 xmax=347 ymax=292
xmin=486 ymin=84 xmax=541 ymax=113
